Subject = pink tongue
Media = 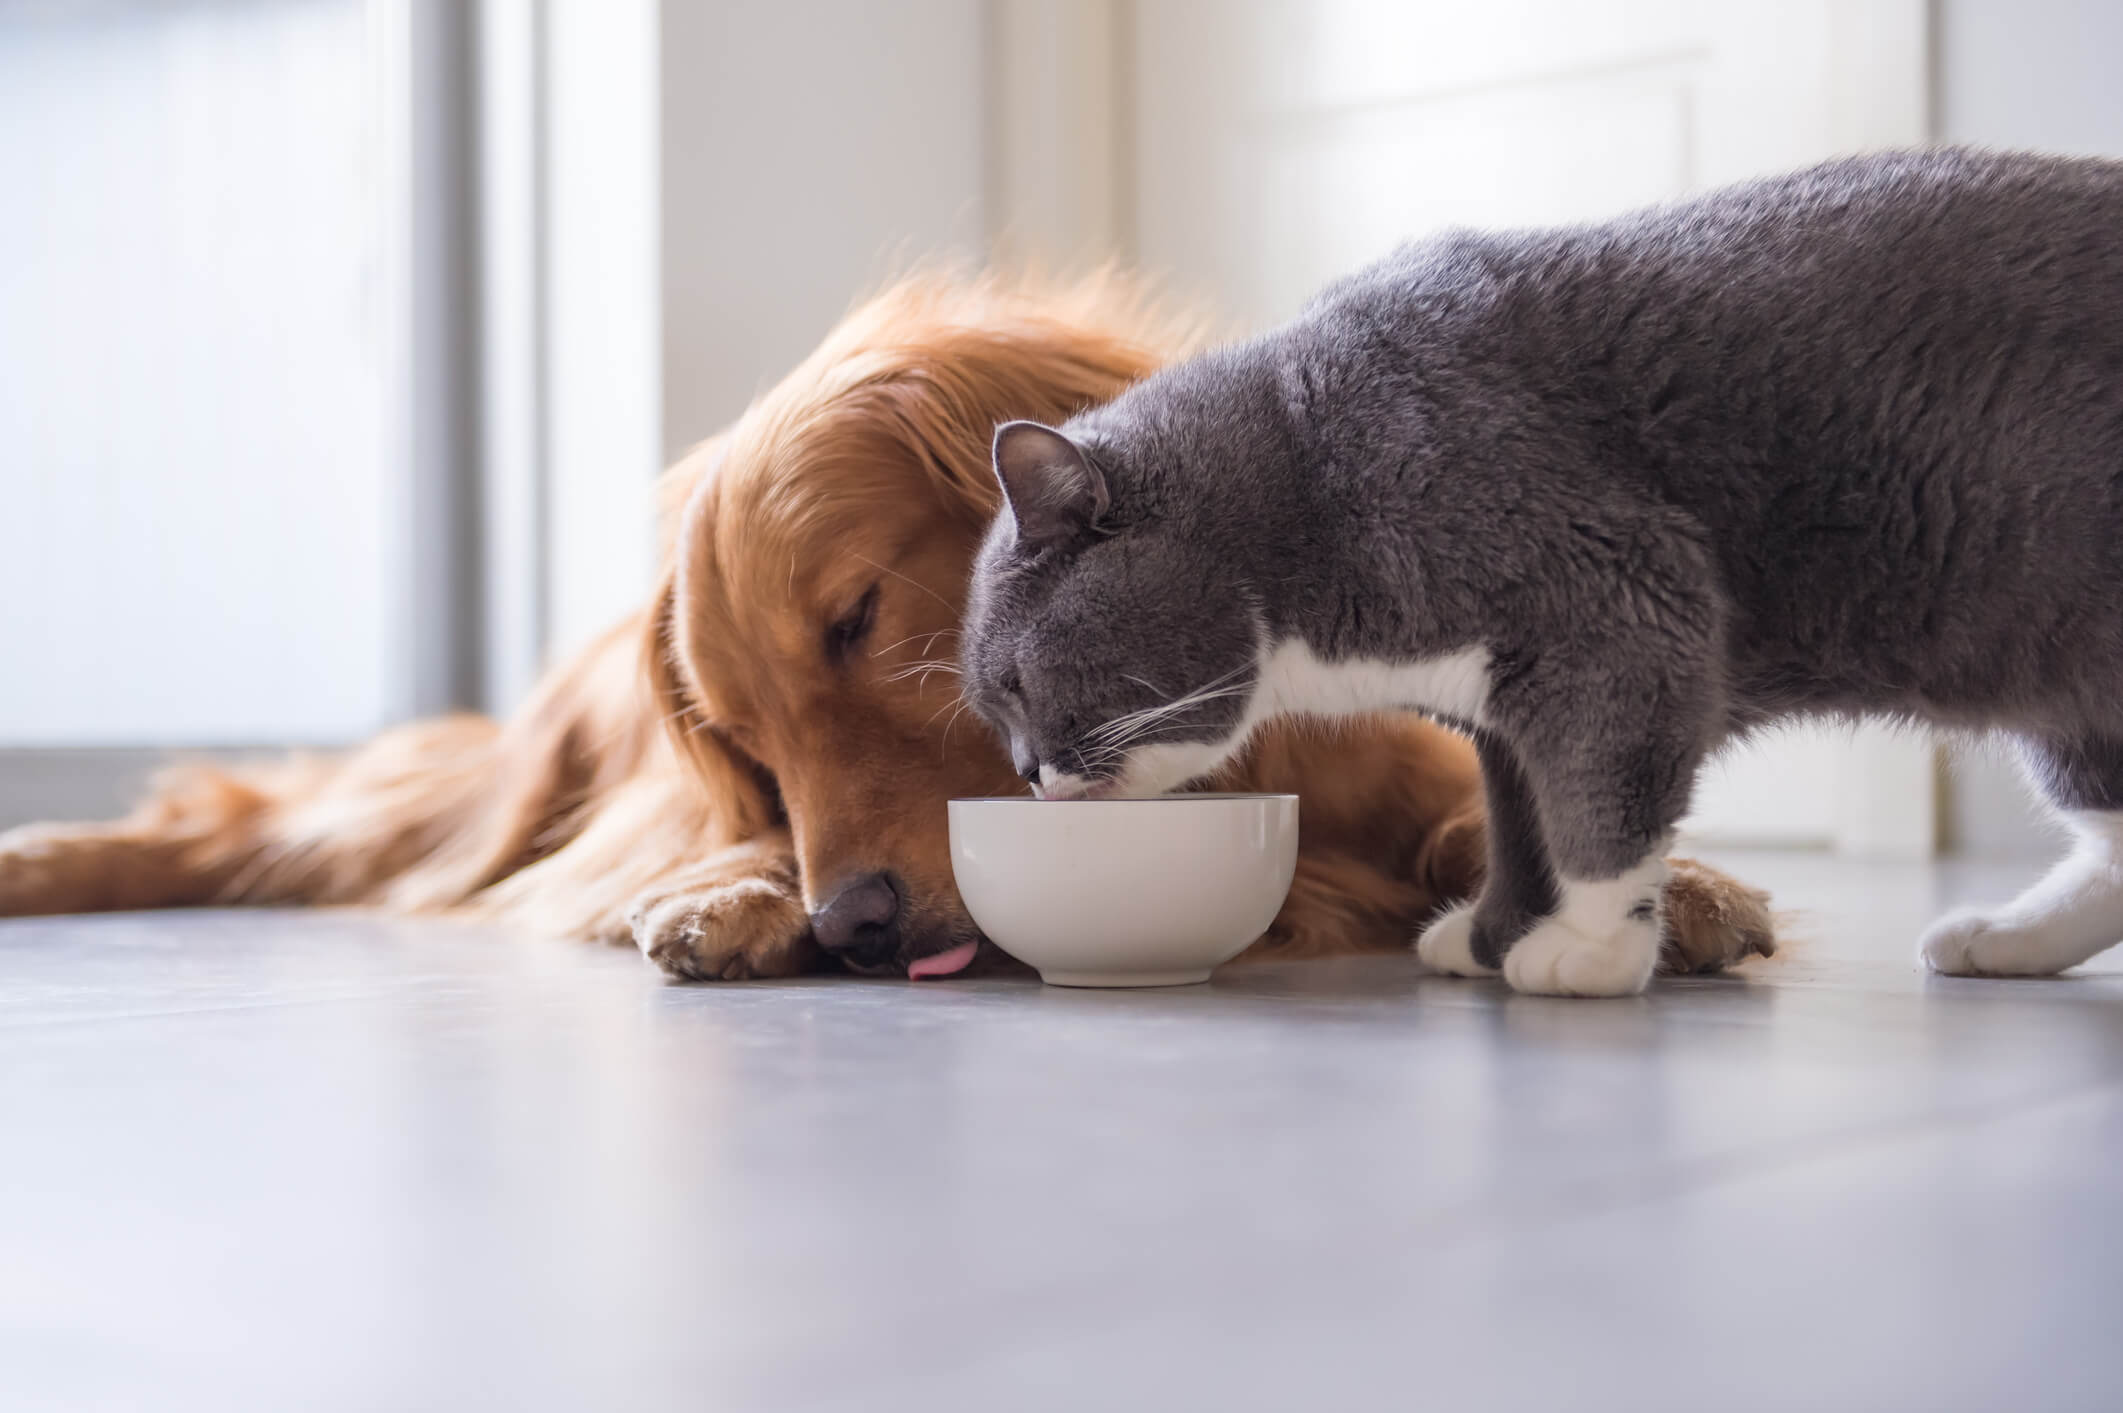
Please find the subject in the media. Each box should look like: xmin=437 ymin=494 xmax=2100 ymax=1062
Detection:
xmin=907 ymin=941 xmax=979 ymax=980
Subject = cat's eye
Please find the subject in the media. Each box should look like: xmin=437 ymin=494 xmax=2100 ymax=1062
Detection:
xmin=998 ymin=668 xmax=1023 ymax=699
xmin=825 ymin=585 xmax=878 ymax=663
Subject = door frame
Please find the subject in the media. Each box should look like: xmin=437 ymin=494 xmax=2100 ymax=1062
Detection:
xmin=470 ymin=0 xmax=661 ymax=708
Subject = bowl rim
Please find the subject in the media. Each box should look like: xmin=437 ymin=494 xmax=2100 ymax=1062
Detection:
xmin=948 ymin=792 xmax=1298 ymax=805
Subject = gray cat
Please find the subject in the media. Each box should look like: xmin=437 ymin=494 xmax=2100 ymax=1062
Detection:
xmin=957 ymin=147 xmax=2123 ymax=997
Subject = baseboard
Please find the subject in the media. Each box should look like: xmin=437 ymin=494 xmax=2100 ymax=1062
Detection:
xmin=0 ymin=747 xmax=274 ymax=833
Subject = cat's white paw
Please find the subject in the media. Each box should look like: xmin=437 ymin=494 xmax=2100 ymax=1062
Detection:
xmin=1499 ymin=854 xmax=1666 ymax=997
xmin=1919 ymin=906 xmax=2086 ymax=977
xmin=1416 ymin=902 xmax=1497 ymax=978
xmin=1502 ymin=909 xmax=1660 ymax=997
xmin=1920 ymin=812 xmax=2123 ymax=976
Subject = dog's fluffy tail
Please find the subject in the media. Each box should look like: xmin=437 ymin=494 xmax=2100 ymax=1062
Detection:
xmin=0 ymin=615 xmax=661 ymax=922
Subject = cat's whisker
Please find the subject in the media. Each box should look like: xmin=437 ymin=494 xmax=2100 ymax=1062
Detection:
xmin=1074 ymin=716 xmax=1216 ymax=778
xmin=1085 ymin=663 xmax=1255 ymax=743
xmin=1085 ymin=690 xmax=1223 ymax=743
xmin=884 ymin=658 xmax=964 ymax=684
xmin=1087 ymin=713 xmax=1225 ymax=754
xmin=876 ymin=627 xmax=960 ymax=658
xmin=1085 ymin=682 xmax=1249 ymax=747
xmin=898 ymin=669 xmax=955 ymax=693
xmin=938 ymin=698 xmax=979 ymax=761
xmin=922 ymin=692 xmax=969 ymax=733
xmin=850 ymin=554 xmax=958 ymax=616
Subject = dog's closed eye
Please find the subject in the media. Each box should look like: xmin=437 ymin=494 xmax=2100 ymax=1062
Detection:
xmin=825 ymin=585 xmax=879 ymax=664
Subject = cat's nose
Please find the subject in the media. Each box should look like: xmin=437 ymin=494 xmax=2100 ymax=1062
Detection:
xmin=810 ymin=873 xmax=901 ymax=968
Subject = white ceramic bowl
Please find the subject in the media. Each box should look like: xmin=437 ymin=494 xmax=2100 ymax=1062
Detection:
xmin=947 ymin=794 xmax=1300 ymax=987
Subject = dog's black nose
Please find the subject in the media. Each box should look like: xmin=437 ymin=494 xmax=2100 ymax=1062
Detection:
xmin=810 ymin=873 xmax=901 ymax=968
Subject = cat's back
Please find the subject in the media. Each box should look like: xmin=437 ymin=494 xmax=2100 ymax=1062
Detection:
xmin=1309 ymin=147 xmax=2123 ymax=512
xmin=1289 ymin=148 xmax=2122 ymax=504
xmin=1299 ymin=148 xmax=2123 ymax=723
xmin=1315 ymin=147 xmax=2123 ymax=362
xmin=1586 ymin=146 xmax=2123 ymax=331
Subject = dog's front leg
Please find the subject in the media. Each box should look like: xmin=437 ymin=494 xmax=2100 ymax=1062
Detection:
xmin=624 ymin=834 xmax=822 ymax=981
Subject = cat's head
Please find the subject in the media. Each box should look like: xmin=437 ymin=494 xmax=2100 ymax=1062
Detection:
xmin=960 ymin=420 xmax=1265 ymax=799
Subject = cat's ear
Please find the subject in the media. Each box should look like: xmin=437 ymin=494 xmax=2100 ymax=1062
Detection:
xmin=991 ymin=421 xmax=1109 ymax=547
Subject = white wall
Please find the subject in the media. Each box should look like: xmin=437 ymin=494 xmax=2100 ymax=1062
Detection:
xmin=0 ymin=1 xmax=392 ymax=746
xmin=657 ymin=0 xmax=987 ymax=457
xmin=1938 ymin=0 xmax=2123 ymax=157
xmin=518 ymin=0 xmax=989 ymax=669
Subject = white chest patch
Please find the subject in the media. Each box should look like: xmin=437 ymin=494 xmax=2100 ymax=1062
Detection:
xmin=1051 ymin=637 xmax=1493 ymax=800
xmin=1250 ymin=638 xmax=1492 ymax=728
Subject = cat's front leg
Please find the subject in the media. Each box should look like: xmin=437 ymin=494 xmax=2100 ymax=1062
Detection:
xmin=1500 ymin=851 xmax=1670 ymax=997
xmin=1416 ymin=732 xmax=1553 ymax=979
xmin=1419 ymin=732 xmax=1672 ymax=996
xmin=1486 ymin=682 xmax=1710 ymax=998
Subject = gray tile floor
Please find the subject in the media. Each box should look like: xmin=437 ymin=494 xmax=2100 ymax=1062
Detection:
xmin=5 ymin=852 xmax=2123 ymax=1412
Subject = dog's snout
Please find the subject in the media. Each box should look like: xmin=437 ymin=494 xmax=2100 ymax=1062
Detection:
xmin=811 ymin=873 xmax=902 ymax=967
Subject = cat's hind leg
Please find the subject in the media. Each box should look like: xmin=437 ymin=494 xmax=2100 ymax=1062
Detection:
xmin=1921 ymin=735 xmax=2123 ymax=976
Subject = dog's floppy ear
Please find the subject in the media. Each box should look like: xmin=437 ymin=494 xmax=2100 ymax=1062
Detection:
xmin=991 ymin=421 xmax=1108 ymax=546
xmin=643 ymin=571 xmax=782 ymax=840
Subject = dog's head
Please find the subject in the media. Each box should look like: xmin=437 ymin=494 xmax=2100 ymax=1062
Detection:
xmin=650 ymin=272 xmax=1188 ymax=976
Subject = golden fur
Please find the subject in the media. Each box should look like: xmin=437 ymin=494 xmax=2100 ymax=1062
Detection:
xmin=0 ymin=271 xmax=1773 ymax=978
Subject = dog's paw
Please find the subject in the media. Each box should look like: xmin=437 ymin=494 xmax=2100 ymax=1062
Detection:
xmin=626 ymin=875 xmax=816 ymax=981
xmin=1658 ymin=858 xmax=1775 ymax=975
xmin=1918 ymin=907 xmax=2081 ymax=977
xmin=1503 ymin=909 xmax=1659 ymax=997
xmin=1415 ymin=902 xmax=1497 ymax=977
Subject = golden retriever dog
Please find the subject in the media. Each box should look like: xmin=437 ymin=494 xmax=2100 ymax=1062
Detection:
xmin=0 ymin=271 xmax=1773 ymax=980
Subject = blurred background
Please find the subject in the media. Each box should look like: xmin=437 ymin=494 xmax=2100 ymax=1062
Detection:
xmin=2 ymin=0 xmax=2118 ymax=858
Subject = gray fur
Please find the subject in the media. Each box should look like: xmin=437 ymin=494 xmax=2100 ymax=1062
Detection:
xmin=962 ymin=148 xmax=2123 ymax=971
